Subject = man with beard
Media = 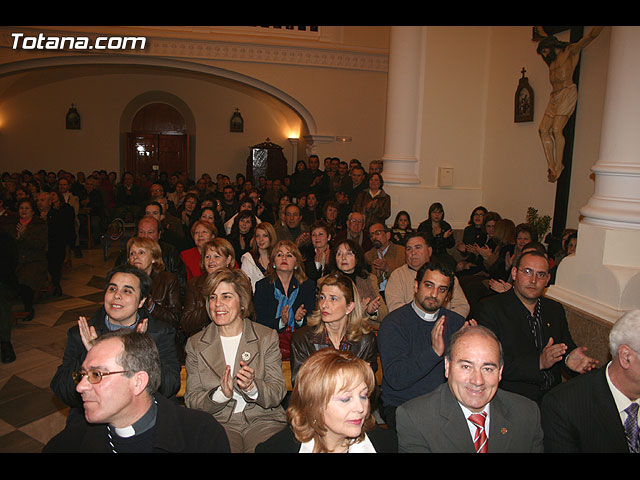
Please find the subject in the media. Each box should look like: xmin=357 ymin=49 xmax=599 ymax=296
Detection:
xmin=385 ymin=232 xmax=469 ymax=317
xmin=536 ymin=26 xmax=603 ymax=182
xmin=377 ymin=260 xmax=472 ymax=430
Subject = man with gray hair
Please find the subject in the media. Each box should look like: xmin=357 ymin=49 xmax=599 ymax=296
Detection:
xmin=541 ymin=309 xmax=640 ymax=452
xmin=44 ymin=330 xmax=230 ymax=453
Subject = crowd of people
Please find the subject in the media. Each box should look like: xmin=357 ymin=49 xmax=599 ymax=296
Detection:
xmin=1 ymin=155 xmax=638 ymax=454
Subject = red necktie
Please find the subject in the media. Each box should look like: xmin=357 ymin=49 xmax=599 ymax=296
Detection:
xmin=468 ymin=412 xmax=488 ymax=453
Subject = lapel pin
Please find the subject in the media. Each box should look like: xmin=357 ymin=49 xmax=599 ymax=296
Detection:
xmin=241 ymin=351 xmax=251 ymax=362
xmin=501 ymin=427 xmax=508 ymax=435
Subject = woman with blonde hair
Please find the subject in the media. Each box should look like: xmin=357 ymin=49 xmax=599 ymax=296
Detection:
xmin=181 ymin=238 xmax=235 ymax=338
xmin=127 ymin=236 xmax=181 ymax=328
xmin=290 ymin=272 xmax=378 ymax=385
xmin=185 ymin=268 xmax=287 ymax=453
xmin=240 ymin=221 xmax=276 ymax=291
xmin=253 ymin=240 xmax=316 ymax=359
xmin=255 ymin=348 xmax=397 ymax=453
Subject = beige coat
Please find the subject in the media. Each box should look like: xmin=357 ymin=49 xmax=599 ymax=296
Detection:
xmin=385 ymin=263 xmax=470 ymax=318
xmin=184 ymin=318 xmax=287 ymax=426
xmin=364 ymin=242 xmax=406 ymax=289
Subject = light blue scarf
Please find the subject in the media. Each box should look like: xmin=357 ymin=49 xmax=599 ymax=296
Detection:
xmin=273 ymin=281 xmax=300 ymax=330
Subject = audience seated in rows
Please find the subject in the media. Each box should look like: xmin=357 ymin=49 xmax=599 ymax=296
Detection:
xmin=2 ymin=159 xmax=633 ymax=455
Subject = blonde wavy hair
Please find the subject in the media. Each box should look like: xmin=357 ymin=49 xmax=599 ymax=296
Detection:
xmin=199 ymin=238 xmax=235 ymax=272
xmin=265 ymin=240 xmax=308 ymax=284
xmin=307 ymin=273 xmax=371 ymax=343
xmin=287 ymin=348 xmax=376 ymax=453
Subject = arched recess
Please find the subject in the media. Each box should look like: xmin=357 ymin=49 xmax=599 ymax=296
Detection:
xmin=0 ymin=55 xmax=317 ymax=177
xmin=120 ymin=91 xmax=197 ymax=177
xmin=0 ymin=55 xmax=318 ymax=134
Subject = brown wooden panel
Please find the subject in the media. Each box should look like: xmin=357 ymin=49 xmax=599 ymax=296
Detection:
xmin=132 ymin=103 xmax=187 ymax=134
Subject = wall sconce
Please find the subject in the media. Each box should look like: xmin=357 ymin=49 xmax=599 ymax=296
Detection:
xmin=230 ymin=108 xmax=244 ymax=132
xmin=66 ymin=103 xmax=81 ymax=130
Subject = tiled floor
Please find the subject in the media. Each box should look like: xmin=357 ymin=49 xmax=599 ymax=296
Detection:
xmin=0 ymin=246 xmax=117 ymax=453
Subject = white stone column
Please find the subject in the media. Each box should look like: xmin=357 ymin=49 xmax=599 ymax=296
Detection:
xmin=546 ymin=26 xmax=640 ymax=323
xmin=380 ymin=26 xmax=425 ymax=185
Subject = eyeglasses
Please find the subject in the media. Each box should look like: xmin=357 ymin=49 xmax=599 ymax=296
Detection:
xmin=517 ymin=267 xmax=549 ymax=280
xmin=72 ymin=368 xmax=130 ymax=385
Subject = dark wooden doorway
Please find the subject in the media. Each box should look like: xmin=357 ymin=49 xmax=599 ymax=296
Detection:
xmin=125 ymin=103 xmax=189 ymax=177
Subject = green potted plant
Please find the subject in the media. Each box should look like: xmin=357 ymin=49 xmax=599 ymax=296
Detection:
xmin=526 ymin=207 xmax=551 ymax=242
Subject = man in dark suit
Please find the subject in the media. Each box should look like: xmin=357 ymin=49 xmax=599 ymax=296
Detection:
xmin=397 ymin=325 xmax=544 ymax=453
xmin=476 ymin=251 xmax=598 ymax=403
xmin=541 ymin=309 xmax=640 ymax=453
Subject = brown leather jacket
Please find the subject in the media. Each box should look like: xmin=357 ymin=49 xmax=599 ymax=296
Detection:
xmin=149 ymin=269 xmax=182 ymax=329
xmin=289 ymin=324 xmax=378 ymax=385
xmin=180 ymin=275 xmax=210 ymax=337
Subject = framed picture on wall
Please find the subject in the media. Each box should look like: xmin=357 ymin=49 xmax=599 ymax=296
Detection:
xmin=515 ymin=68 xmax=534 ymax=123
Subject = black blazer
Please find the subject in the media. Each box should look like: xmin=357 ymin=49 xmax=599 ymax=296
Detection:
xmin=253 ymin=276 xmax=317 ymax=333
xmin=255 ymin=425 xmax=397 ymax=453
xmin=475 ymin=289 xmax=577 ymax=403
xmin=541 ymin=365 xmax=630 ymax=453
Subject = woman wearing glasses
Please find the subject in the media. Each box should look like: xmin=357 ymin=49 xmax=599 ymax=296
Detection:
xmin=328 ymin=239 xmax=388 ymax=328
xmin=184 ymin=268 xmax=288 ymax=453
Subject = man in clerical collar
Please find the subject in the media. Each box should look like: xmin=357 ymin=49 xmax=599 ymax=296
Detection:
xmin=43 ymin=330 xmax=230 ymax=453
xmin=396 ymin=325 xmax=544 ymax=453
xmin=385 ymin=232 xmax=470 ymax=317
xmin=377 ymin=260 xmax=469 ymax=430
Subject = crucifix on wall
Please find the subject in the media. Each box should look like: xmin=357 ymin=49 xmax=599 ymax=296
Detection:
xmin=534 ymin=26 xmax=604 ymax=184
xmin=532 ymin=26 xmax=605 ymax=246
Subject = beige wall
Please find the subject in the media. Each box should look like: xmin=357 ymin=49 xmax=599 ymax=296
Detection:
xmin=387 ymin=26 xmax=609 ymax=230
xmin=0 ymin=25 xmax=610 ymax=232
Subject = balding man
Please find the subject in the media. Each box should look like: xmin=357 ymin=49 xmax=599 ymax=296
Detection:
xmin=397 ymin=325 xmax=543 ymax=453
xmin=385 ymin=232 xmax=470 ymax=318
xmin=333 ymin=211 xmax=372 ymax=253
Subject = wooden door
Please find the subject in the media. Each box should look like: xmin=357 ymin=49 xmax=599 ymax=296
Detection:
xmin=125 ymin=103 xmax=189 ymax=177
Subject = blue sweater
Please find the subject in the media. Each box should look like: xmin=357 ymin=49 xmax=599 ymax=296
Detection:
xmin=377 ymin=302 xmax=466 ymax=408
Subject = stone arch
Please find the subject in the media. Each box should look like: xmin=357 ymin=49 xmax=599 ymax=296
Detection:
xmin=0 ymin=54 xmax=317 ymax=135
